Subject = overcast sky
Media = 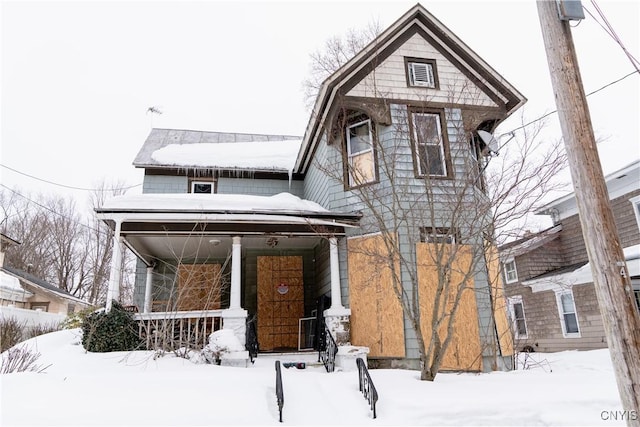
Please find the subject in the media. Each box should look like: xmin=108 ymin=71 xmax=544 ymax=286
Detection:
xmin=2 ymin=0 xmax=639 ymax=211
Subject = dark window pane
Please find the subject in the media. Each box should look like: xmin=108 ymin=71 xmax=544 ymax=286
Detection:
xmin=564 ymin=313 xmax=579 ymax=333
xmin=193 ymin=183 xmax=212 ymax=194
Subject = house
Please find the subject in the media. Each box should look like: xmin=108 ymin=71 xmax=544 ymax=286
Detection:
xmin=501 ymin=160 xmax=640 ymax=353
xmin=0 ymin=233 xmax=91 ymax=315
xmin=96 ymin=4 xmax=526 ymax=370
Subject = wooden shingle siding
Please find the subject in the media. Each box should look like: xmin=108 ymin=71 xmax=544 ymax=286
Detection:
xmin=217 ymin=178 xmax=304 ymax=197
xmin=143 ymin=175 xmax=188 ymax=193
xmin=560 ymin=188 xmax=640 ymax=265
xmin=514 ymin=240 xmax=566 ymax=282
xmin=347 ymin=33 xmax=498 ymax=108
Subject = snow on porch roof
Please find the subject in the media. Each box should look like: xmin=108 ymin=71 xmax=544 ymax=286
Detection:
xmin=133 ymin=128 xmax=302 ymax=173
xmin=98 ymin=192 xmax=359 ymax=218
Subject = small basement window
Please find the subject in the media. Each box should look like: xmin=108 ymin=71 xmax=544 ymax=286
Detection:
xmin=405 ymin=58 xmax=437 ymax=88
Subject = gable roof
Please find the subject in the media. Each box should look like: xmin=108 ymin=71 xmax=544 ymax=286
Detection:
xmin=499 ymin=224 xmax=563 ymax=259
xmin=1 ymin=266 xmax=89 ymax=305
xmin=133 ymin=128 xmax=301 ymax=173
xmin=295 ymin=3 xmax=527 ymax=174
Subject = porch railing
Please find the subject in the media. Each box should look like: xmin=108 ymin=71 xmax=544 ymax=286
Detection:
xmin=134 ymin=310 xmax=223 ymax=351
xmin=318 ymin=319 xmax=338 ymax=372
xmin=275 ymin=360 xmax=284 ymax=422
xmin=356 ymin=357 xmax=378 ymax=419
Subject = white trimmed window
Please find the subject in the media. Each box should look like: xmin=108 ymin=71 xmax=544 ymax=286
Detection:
xmin=191 ymin=180 xmax=215 ymax=194
xmin=508 ymin=296 xmax=528 ymax=339
xmin=411 ymin=112 xmax=447 ymax=177
xmin=407 ymin=61 xmax=436 ymax=88
xmin=346 ymin=119 xmax=376 ymax=187
xmin=631 ymin=195 xmax=640 ymax=231
xmin=556 ymin=290 xmax=580 ymax=337
xmin=503 ymin=259 xmax=518 ymax=284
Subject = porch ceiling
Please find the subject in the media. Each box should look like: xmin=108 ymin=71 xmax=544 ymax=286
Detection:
xmin=125 ymin=234 xmax=325 ymax=264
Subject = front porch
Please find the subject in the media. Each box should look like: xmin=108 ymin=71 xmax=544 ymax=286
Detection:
xmin=96 ymin=194 xmax=361 ymax=364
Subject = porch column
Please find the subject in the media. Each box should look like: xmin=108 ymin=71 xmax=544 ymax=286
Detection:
xmin=230 ymin=236 xmax=242 ymax=310
xmin=221 ymin=235 xmax=249 ymax=367
xmin=106 ymin=219 xmax=123 ymax=312
xmin=328 ymin=237 xmax=345 ymax=310
xmin=324 ymin=237 xmax=351 ymax=346
xmin=143 ymin=266 xmax=154 ymax=314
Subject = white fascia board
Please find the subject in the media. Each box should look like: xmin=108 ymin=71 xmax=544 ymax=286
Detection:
xmin=97 ymin=212 xmax=358 ymax=229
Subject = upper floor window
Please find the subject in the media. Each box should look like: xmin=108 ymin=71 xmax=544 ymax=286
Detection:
xmin=405 ymin=57 xmax=438 ymax=88
xmin=420 ymin=226 xmax=457 ymax=244
xmin=503 ymin=259 xmax=518 ymax=284
xmin=190 ymin=180 xmax=216 ymax=194
xmin=508 ymin=296 xmax=528 ymax=339
xmin=556 ymin=290 xmax=580 ymax=337
xmin=410 ymin=111 xmax=449 ymax=177
xmin=346 ymin=119 xmax=376 ymax=187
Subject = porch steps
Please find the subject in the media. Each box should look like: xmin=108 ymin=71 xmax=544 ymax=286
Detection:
xmin=256 ymin=351 xmax=324 ymax=369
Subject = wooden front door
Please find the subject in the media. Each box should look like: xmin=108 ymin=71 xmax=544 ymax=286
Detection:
xmin=177 ymin=264 xmax=222 ymax=311
xmin=257 ymin=256 xmax=304 ymax=351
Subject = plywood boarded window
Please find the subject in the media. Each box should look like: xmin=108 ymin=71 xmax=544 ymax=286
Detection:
xmin=177 ymin=264 xmax=222 ymax=311
xmin=348 ymin=234 xmax=405 ymax=358
xmin=416 ymin=243 xmax=482 ymax=371
xmin=485 ymin=243 xmax=514 ymax=355
xmin=257 ymin=256 xmax=304 ymax=351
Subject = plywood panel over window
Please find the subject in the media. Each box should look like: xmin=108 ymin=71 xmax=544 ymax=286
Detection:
xmin=177 ymin=264 xmax=222 ymax=311
xmin=416 ymin=243 xmax=482 ymax=371
xmin=257 ymin=256 xmax=304 ymax=351
xmin=485 ymin=243 xmax=515 ymax=356
xmin=348 ymin=234 xmax=405 ymax=358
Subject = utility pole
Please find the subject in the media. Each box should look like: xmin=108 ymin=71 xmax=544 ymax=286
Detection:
xmin=537 ymin=0 xmax=640 ymax=420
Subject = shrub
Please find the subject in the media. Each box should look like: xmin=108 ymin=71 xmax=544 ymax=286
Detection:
xmin=0 ymin=345 xmax=50 ymax=374
xmin=61 ymin=306 xmax=96 ymax=330
xmin=82 ymin=301 xmax=143 ymax=352
xmin=0 ymin=317 xmax=26 ymax=353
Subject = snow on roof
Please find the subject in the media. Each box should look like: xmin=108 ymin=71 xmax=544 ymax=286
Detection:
xmin=101 ymin=192 xmax=329 ymax=214
xmin=1 ymin=270 xmax=24 ymax=291
xmin=149 ymin=138 xmax=302 ymax=173
xmin=0 ymin=270 xmax=33 ymax=302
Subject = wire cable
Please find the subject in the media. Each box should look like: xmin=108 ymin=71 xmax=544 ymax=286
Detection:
xmin=0 ymin=163 xmax=142 ymax=192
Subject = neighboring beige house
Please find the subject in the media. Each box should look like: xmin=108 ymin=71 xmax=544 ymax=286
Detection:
xmin=0 ymin=233 xmax=90 ymax=314
xmin=501 ymin=160 xmax=640 ymax=353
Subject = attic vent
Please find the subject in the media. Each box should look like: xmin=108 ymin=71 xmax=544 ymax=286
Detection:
xmin=408 ymin=61 xmax=435 ymax=88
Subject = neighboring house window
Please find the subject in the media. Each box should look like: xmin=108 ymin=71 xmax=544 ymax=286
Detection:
xmin=631 ymin=195 xmax=640 ymax=231
xmin=420 ymin=227 xmax=457 ymax=244
xmin=30 ymin=302 xmax=49 ymax=312
xmin=67 ymin=304 xmax=76 ymax=315
xmin=556 ymin=290 xmax=580 ymax=337
xmin=410 ymin=111 xmax=449 ymax=177
xmin=405 ymin=57 xmax=438 ymax=88
xmin=190 ymin=180 xmax=215 ymax=194
xmin=346 ymin=119 xmax=376 ymax=187
xmin=508 ymin=296 xmax=528 ymax=339
xmin=503 ymin=259 xmax=518 ymax=284
xmin=633 ymin=279 xmax=640 ymax=313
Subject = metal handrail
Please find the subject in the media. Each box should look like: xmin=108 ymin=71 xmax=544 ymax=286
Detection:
xmin=318 ymin=319 xmax=338 ymax=372
xmin=356 ymin=357 xmax=378 ymax=419
xmin=275 ymin=360 xmax=284 ymax=422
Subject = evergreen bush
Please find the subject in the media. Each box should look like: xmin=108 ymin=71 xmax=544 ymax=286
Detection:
xmin=81 ymin=301 xmax=142 ymax=352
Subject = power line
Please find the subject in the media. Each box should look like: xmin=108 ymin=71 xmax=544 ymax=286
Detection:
xmin=503 ymin=70 xmax=638 ymax=137
xmin=0 ymin=163 xmax=142 ymax=192
xmin=0 ymin=184 xmax=109 ymax=235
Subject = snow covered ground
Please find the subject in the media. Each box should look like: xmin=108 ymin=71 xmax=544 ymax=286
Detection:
xmin=1 ymin=329 xmax=629 ymax=426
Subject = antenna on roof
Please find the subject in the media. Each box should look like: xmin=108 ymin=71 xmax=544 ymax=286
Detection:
xmin=146 ymin=106 xmax=164 ymax=130
xmin=477 ymin=130 xmax=515 ymax=157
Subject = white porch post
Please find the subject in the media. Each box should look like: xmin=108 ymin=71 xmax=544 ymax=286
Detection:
xmin=106 ymin=219 xmax=123 ymax=312
xmin=221 ymin=235 xmax=249 ymax=367
xmin=143 ymin=266 xmax=154 ymax=314
xmin=230 ymin=236 xmax=242 ymax=309
xmin=324 ymin=236 xmax=352 ymax=352
xmin=329 ymin=237 xmax=345 ymax=310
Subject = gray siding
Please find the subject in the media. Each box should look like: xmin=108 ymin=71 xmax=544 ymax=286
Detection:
xmin=218 ymin=177 xmax=304 ymax=197
xmin=143 ymin=175 xmax=188 ymax=194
